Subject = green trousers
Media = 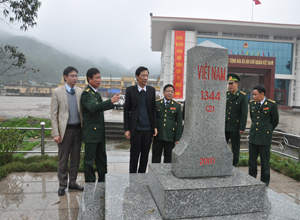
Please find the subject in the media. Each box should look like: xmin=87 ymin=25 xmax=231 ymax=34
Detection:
xmin=84 ymin=142 xmax=107 ymax=182
xmin=152 ymin=140 xmax=174 ymax=163
xmin=249 ymin=143 xmax=270 ymax=186
xmin=225 ymin=131 xmax=240 ymax=167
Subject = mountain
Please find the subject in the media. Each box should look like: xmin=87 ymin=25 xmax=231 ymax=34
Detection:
xmin=0 ymin=31 xmax=128 ymax=85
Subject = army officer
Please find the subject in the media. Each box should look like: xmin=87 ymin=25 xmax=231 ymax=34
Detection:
xmin=81 ymin=68 xmax=120 ymax=182
xmin=152 ymin=84 xmax=183 ymax=163
xmin=225 ymin=74 xmax=248 ymax=167
xmin=249 ymin=84 xmax=279 ymax=186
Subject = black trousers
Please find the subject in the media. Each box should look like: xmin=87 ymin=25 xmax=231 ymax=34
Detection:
xmin=225 ymin=131 xmax=241 ymax=167
xmin=249 ymin=143 xmax=271 ymax=186
xmin=129 ymin=130 xmax=152 ymax=173
xmin=84 ymin=142 xmax=107 ymax=182
xmin=152 ymin=140 xmax=174 ymax=163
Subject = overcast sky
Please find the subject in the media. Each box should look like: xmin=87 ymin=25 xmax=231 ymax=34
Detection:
xmin=1 ymin=0 xmax=300 ymax=70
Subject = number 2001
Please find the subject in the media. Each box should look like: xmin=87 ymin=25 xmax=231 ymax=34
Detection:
xmin=199 ymin=157 xmax=215 ymax=165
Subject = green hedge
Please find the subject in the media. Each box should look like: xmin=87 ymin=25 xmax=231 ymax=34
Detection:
xmin=0 ymin=155 xmax=86 ymax=181
xmin=0 ymin=152 xmax=299 ymax=182
xmin=0 ymin=117 xmax=52 ymax=139
xmin=238 ymin=152 xmax=300 ymax=181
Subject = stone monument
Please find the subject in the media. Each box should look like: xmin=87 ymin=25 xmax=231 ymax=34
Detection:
xmin=172 ymin=40 xmax=233 ymax=178
xmin=147 ymin=41 xmax=266 ymax=219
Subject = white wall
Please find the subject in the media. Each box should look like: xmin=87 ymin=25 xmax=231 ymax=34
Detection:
xmin=294 ymin=40 xmax=300 ymax=106
xmin=159 ymin=30 xmax=197 ymax=101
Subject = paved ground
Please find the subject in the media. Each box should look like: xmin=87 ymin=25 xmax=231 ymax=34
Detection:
xmin=0 ymin=164 xmax=299 ymax=220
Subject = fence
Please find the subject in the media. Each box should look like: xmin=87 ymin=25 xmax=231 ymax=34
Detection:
xmin=1 ymin=122 xmax=52 ymax=155
xmin=1 ymin=122 xmax=300 ymax=161
xmin=242 ymin=129 xmax=300 ymax=161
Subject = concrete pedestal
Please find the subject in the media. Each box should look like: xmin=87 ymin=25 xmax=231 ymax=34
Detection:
xmin=148 ymin=164 xmax=266 ymax=219
xmin=94 ymin=172 xmax=300 ymax=220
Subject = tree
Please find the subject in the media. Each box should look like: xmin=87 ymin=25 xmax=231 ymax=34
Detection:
xmin=0 ymin=44 xmax=38 ymax=76
xmin=1 ymin=0 xmax=41 ymax=31
xmin=0 ymin=0 xmax=41 ymax=76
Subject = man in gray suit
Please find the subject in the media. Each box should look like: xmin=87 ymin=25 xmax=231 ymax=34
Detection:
xmin=51 ymin=66 xmax=84 ymax=196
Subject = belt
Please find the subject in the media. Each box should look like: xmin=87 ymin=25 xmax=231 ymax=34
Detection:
xmin=66 ymin=124 xmax=81 ymax=129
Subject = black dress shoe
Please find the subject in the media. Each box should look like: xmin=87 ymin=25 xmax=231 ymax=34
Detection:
xmin=68 ymin=183 xmax=84 ymax=191
xmin=58 ymin=188 xmax=65 ymax=196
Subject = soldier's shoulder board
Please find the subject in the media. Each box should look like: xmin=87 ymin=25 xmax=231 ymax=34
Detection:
xmin=240 ymin=91 xmax=246 ymax=95
xmin=156 ymin=98 xmax=162 ymax=102
xmin=173 ymin=100 xmax=181 ymax=105
xmin=268 ymin=99 xmax=276 ymax=103
xmin=85 ymin=88 xmax=90 ymax=92
xmin=250 ymin=99 xmax=255 ymax=103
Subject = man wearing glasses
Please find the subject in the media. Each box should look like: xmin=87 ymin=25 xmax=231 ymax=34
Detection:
xmin=152 ymin=84 xmax=183 ymax=163
xmin=51 ymin=66 xmax=84 ymax=196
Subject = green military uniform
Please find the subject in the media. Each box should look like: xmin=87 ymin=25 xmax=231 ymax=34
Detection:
xmin=152 ymin=99 xmax=183 ymax=163
xmin=225 ymin=74 xmax=248 ymax=167
xmin=81 ymin=85 xmax=114 ymax=182
xmin=249 ymin=98 xmax=279 ymax=186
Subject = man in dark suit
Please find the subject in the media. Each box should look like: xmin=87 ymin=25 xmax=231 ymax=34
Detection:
xmin=152 ymin=84 xmax=183 ymax=163
xmin=249 ymin=84 xmax=279 ymax=186
xmin=81 ymin=68 xmax=120 ymax=182
xmin=225 ymin=73 xmax=248 ymax=167
xmin=124 ymin=66 xmax=157 ymax=173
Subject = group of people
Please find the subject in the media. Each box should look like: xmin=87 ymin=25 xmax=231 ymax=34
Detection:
xmin=51 ymin=66 xmax=182 ymax=196
xmin=51 ymin=67 xmax=120 ymax=196
xmin=226 ymin=73 xmax=279 ymax=186
xmin=51 ymin=66 xmax=278 ymax=197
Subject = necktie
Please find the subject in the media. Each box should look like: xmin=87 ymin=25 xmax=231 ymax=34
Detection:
xmin=166 ymin=101 xmax=170 ymax=107
xmin=70 ymin=88 xmax=75 ymax=94
xmin=258 ymin=102 xmax=261 ymax=107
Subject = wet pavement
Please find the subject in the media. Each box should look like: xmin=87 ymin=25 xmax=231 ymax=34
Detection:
xmin=0 ymin=165 xmax=299 ymax=219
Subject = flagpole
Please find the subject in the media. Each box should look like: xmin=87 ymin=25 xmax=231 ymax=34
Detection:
xmin=252 ymin=0 xmax=253 ymax=21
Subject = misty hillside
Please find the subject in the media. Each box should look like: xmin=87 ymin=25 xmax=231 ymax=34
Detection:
xmin=0 ymin=32 xmax=129 ymax=85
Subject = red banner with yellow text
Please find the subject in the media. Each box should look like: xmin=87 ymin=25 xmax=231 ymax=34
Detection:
xmin=173 ymin=31 xmax=185 ymax=99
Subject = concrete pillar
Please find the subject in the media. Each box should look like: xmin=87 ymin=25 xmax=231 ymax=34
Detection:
xmin=294 ymin=40 xmax=300 ymax=107
xmin=288 ymin=79 xmax=294 ymax=106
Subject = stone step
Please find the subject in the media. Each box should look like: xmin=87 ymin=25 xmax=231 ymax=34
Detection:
xmin=96 ymin=170 xmax=300 ymax=220
xmin=105 ymin=174 xmax=162 ymax=220
xmin=106 ymin=135 xmax=124 ymax=140
xmin=105 ymin=122 xmax=123 ymax=128
xmin=105 ymin=122 xmax=124 ymax=139
xmin=106 ymin=129 xmax=124 ymax=133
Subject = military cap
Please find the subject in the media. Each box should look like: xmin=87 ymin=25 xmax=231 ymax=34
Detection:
xmin=227 ymin=73 xmax=240 ymax=83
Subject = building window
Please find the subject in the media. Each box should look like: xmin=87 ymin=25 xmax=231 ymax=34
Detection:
xmin=198 ymin=31 xmax=218 ymax=36
xmin=222 ymin=32 xmax=269 ymax=39
xmin=124 ymin=82 xmax=132 ymax=87
xmin=197 ymin=37 xmax=293 ymax=75
xmin=147 ymin=83 xmax=157 ymax=86
xmin=111 ymin=81 xmax=121 ymax=85
xmin=274 ymin=36 xmax=294 ymax=41
xmin=101 ymin=81 xmax=110 ymax=84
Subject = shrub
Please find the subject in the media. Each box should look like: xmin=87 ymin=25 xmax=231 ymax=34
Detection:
xmin=0 ymin=117 xmax=52 ymax=139
xmin=0 ymin=128 xmax=25 ymax=166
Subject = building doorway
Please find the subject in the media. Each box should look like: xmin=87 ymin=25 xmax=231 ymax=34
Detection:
xmin=274 ymin=89 xmax=286 ymax=105
xmin=228 ymin=55 xmax=276 ymax=100
xmin=236 ymin=74 xmax=260 ymax=102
